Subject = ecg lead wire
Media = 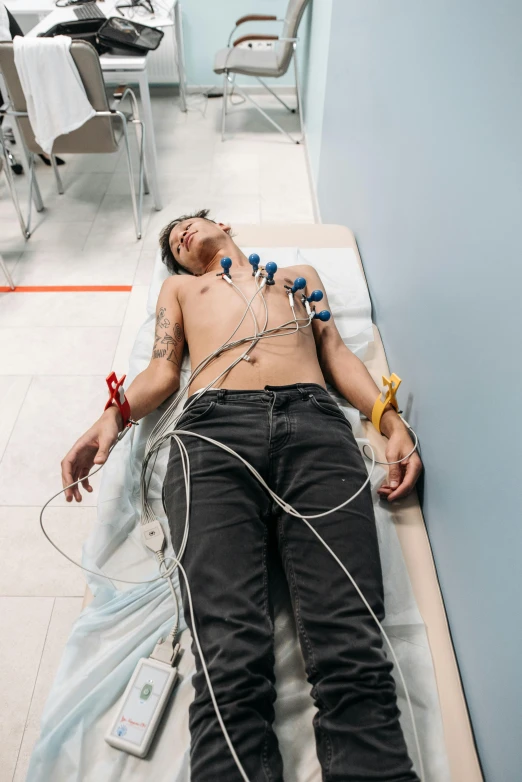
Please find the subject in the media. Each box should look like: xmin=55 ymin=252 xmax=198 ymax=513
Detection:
xmin=41 ymin=270 xmax=424 ymax=781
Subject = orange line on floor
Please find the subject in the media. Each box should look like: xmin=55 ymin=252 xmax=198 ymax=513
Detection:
xmin=0 ymin=285 xmax=133 ymax=293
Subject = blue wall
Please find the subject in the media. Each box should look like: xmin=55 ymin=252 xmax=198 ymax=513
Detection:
xmin=301 ymin=0 xmax=332 ymax=186
xmin=310 ymin=2 xmax=522 ymax=779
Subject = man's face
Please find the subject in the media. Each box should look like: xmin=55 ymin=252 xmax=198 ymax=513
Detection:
xmin=169 ymin=218 xmax=230 ymax=275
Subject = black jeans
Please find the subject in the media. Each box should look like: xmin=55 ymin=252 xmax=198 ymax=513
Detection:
xmin=163 ymin=384 xmax=418 ymax=782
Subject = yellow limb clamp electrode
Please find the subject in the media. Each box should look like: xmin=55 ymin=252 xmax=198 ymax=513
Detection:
xmin=371 ymin=373 xmax=402 ymax=434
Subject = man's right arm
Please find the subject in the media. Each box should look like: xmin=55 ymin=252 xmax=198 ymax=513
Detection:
xmin=61 ymin=276 xmax=185 ymax=501
xmin=111 ymin=275 xmax=186 ymax=428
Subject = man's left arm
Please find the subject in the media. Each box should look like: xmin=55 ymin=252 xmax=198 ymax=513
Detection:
xmin=300 ymin=265 xmax=422 ymax=502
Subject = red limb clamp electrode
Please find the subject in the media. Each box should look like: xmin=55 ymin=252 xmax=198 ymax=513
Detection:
xmin=104 ymin=372 xmax=134 ymax=428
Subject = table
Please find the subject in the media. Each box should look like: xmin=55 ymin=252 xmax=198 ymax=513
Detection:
xmin=5 ymin=0 xmax=188 ymax=210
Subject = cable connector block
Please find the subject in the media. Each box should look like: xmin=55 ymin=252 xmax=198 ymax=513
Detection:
xmin=141 ymin=520 xmax=166 ymax=554
xmin=150 ymin=639 xmax=181 ymax=667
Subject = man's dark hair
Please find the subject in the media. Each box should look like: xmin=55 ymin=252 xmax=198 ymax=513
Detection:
xmin=159 ymin=209 xmax=215 ymax=275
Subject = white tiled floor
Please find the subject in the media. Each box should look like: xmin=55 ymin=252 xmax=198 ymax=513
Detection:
xmin=0 ymin=88 xmax=315 ymax=780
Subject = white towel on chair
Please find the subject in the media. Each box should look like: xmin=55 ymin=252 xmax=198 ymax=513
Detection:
xmin=13 ymin=35 xmax=95 ymax=154
xmin=0 ymin=3 xmax=12 ymax=41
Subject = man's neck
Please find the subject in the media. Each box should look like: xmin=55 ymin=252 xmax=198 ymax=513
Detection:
xmin=202 ymin=241 xmax=249 ymax=276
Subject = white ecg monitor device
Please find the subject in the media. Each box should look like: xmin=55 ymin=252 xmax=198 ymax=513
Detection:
xmin=106 ymin=657 xmax=178 ymax=758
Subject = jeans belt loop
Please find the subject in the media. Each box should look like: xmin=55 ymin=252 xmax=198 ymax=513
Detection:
xmin=298 ymin=384 xmax=309 ymax=400
xmin=217 ymin=389 xmax=226 ymax=403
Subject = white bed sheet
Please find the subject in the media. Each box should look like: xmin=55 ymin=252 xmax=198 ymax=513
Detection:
xmin=26 ymin=248 xmax=450 ymax=782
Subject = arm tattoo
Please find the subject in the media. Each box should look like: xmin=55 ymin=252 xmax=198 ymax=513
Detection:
xmin=167 ymin=349 xmax=180 ymax=367
xmin=161 ymin=334 xmax=175 ymax=349
xmin=152 ymin=309 xmax=184 ymax=367
xmin=157 ymin=307 xmax=170 ymax=329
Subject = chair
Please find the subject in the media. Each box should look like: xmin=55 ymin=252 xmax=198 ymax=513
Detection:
xmin=0 ymin=39 xmax=146 ymax=240
xmin=0 ymin=129 xmax=31 ymax=246
xmin=214 ymin=0 xmax=310 ymax=144
xmin=0 ymin=249 xmax=15 ymax=288
xmin=0 ymin=137 xmax=16 ymax=289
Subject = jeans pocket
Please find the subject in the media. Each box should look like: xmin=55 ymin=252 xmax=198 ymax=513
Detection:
xmin=309 ymin=394 xmax=352 ymax=428
xmin=176 ymin=400 xmax=216 ymax=429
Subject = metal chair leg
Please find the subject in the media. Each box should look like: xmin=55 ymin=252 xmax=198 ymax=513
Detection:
xmin=112 ymin=87 xmax=150 ymax=197
xmin=293 ymin=45 xmax=305 ymax=143
xmin=143 ymin=157 xmax=150 ymax=196
xmin=133 ymin=118 xmax=145 ymax=236
xmin=0 ymin=127 xmax=31 ymax=238
xmin=123 ymin=126 xmax=141 ymax=241
xmin=31 ymin=157 xmax=44 ymax=213
xmin=133 ymin=115 xmax=149 ymax=195
xmin=221 ymin=72 xmax=229 ymax=141
xmin=257 ymin=77 xmax=296 ymax=113
xmin=9 ymin=120 xmax=44 ymax=211
xmin=51 ymin=154 xmax=64 ymax=194
xmin=3 ymin=145 xmax=22 ymax=174
xmin=141 ymin=145 xmax=150 ymax=196
xmin=227 ymin=81 xmax=299 ymax=144
xmin=0 ymin=252 xmax=15 ymax=290
xmin=116 ymin=110 xmax=142 ymax=240
xmin=25 ymin=154 xmax=36 ymax=236
xmin=2 ymin=161 xmax=29 ymax=238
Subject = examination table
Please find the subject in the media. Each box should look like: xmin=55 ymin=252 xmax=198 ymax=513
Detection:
xmin=30 ymin=224 xmax=482 ymax=782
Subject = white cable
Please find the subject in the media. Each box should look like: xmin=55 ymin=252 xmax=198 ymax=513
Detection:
xmin=136 ymin=270 xmax=423 ymax=777
xmin=139 ymin=277 xmax=269 ymax=525
xmin=41 ymin=424 xmax=422 ymax=779
xmin=363 ymin=418 xmax=419 ymax=466
xmin=178 ymin=568 xmax=246 ymax=782
xmin=162 ymin=428 xmax=423 ymax=781
xmin=293 ymin=514 xmax=424 ymax=781
xmin=39 ymin=469 xmax=176 ymax=586
xmin=157 ymin=429 xmax=376 ymax=523
xmin=41 ymin=271 xmax=424 ymax=780
xmin=140 ymin=274 xmax=301 ymax=527
xmin=162 ymin=435 xmax=192 ymax=639
xmin=144 ymin=276 xmax=267 ymax=452
xmin=157 ymin=558 xmax=250 ymax=781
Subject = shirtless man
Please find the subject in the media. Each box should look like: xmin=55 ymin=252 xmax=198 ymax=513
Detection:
xmin=62 ymin=210 xmax=422 ymax=781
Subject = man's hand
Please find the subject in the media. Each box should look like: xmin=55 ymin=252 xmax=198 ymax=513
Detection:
xmin=377 ymin=414 xmax=422 ymax=502
xmin=60 ymin=277 xmax=184 ymax=504
xmin=60 ymin=406 xmax=122 ymax=503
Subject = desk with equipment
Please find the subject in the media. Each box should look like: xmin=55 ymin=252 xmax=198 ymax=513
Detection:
xmin=4 ymin=0 xmax=188 ymax=210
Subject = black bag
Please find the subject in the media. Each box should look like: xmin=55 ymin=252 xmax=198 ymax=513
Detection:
xmin=38 ymin=16 xmax=163 ymax=56
xmin=38 ymin=19 xmax=110 ymax=55
xmin=96 ymin=17 xmax=164 ymax=54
